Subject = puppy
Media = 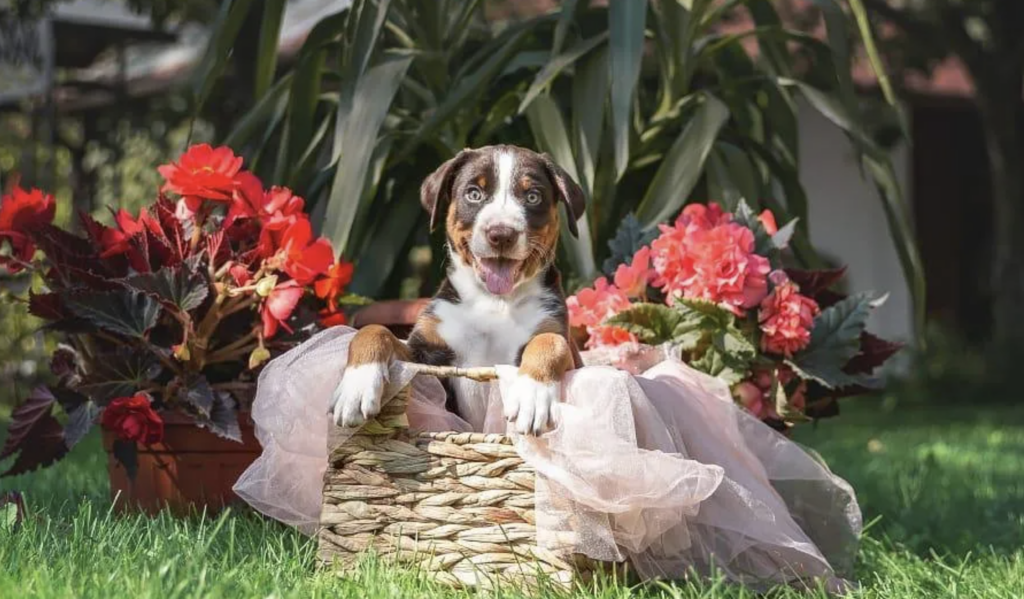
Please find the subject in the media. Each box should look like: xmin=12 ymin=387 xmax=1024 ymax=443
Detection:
xmin=331 ymin=145 xmax=585 ymax=435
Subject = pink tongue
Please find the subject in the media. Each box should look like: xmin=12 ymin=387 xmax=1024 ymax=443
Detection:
xmin=480 ymin=260 xmax=516 ymax=295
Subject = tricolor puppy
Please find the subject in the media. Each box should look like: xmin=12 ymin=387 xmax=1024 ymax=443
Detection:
xmin=331 ymin=145 xmax=585 ymax=435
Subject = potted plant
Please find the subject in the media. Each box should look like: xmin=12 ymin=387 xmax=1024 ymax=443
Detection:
xmin=0 ymin=144 xmax=362 ymax=514
xmin=569 ymin=203 xmax=903 ymax=429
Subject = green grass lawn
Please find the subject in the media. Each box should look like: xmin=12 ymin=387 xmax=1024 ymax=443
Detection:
xmin=1 ymin=398 xmax=1022 ymax=599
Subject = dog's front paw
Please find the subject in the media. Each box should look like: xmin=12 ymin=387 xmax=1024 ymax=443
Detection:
xmin=331 ymin=362 xmax=389 ymax=428
xmin=504 ymin=374 xmax=560 ymax=435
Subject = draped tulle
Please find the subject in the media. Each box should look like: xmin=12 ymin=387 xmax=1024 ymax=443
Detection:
xmin=234 ymin=326 xmax=860 ymax=590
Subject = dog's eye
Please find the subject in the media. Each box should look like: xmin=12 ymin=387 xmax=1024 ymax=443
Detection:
xmin=525 ymin=190 xmax=542 ymax=205
xmin=464 ymin=187 xmax=484 ymax=203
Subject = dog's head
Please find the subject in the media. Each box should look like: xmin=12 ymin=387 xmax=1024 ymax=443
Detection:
xmin=420 ymin=145 xmax=585 ymax=296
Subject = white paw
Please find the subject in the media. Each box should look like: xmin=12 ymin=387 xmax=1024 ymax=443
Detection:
xmin=503 ymin=374 xmax=560 ymax=436
xmin=331 ymin=362 xmax=389 ymax=428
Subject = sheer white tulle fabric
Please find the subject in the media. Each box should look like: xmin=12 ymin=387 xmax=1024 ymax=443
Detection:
xmin=234 ymin=326 xmax=860 ymax=589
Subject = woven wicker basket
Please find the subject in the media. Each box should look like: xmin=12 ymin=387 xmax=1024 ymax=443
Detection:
xmin=317 ymin=364 xmax=617 ymax=589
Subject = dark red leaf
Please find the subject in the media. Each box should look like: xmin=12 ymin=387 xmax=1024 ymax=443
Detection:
xmin=125 ymin=232 xmax=152 ymax=273
xmin=0 ymin=388 xmax=69 ymax=477
xmin=844 ymin=332 xmax=904 ymax=376
xmin=28 ymin=291 xmax=66 ymax=320
xmin=785 ymin=267 xmax=848 ymax=305
xmin=78 ymin=211 xmax=107 ymax=245
xmin=207 ymin=230 xmax=227 ymax=271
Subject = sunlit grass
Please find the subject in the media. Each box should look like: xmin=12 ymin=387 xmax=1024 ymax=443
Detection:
xmin=2 ymin=399 xmax=1022 ymax=598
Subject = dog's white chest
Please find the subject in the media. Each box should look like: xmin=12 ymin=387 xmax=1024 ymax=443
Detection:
xmin=433 ymin=290 xmax=551 ymax=430
xmin=433 ymin=295 xmax=546 ymax=367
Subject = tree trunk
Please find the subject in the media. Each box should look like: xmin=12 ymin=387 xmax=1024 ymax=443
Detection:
xmin=975 ymin=70 xmax=1024 ymax=350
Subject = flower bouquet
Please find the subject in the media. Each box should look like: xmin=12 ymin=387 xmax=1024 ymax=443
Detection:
xmin=0 ymin=144 xmax=361 ymax=479
xmin=569 ymin=202 xmax=902 ymax=427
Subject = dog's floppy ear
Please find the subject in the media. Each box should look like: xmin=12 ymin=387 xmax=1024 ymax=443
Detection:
xmin=421 ymin=149 xmax=472 ymax=231
xmin=541 ymin=154 xmax=586 ymax=238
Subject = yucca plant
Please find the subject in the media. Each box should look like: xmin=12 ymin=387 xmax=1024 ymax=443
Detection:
xmin=199 ymin=0 xmax=924 ymax=335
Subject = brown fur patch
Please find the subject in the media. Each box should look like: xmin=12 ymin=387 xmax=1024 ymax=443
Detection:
xmin=347 ymin=324 xmax=410 ymax=366
xmin=446 ymin=203 xmax=475 ymax=266
xmin=519 ymin=333 xmax=574 ymax=383
xmin=520 ymin=204 xmax=560 ymax=282
xmin=476 ymin=176 xmax=488 ymax=188
xmin=411 ymin=313 xmax=447 ymax=348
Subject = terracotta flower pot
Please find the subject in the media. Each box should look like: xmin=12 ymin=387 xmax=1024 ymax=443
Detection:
xmin=102 ymin=411 xmax=261 ymax=516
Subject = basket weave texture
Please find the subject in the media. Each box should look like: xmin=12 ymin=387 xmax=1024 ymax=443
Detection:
xmin=316 ymin=365 xmax=606 ymax=588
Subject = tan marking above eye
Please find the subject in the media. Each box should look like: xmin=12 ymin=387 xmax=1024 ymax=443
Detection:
xmin=476 ymin=176 xmax=488 ymax=188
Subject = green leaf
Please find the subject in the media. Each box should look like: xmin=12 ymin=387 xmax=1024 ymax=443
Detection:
xmin=846 ymin=0 xmax=903 ymax=131
xmin=608 ymin=0 xmax=647 ymax=179
xmin=606 ymin=304 xmax=687 ymax=345
xmin=64 ymin=400 xmax=98 ymax=450
xmin=223 ymin=73 xmax=293 ymax=148
xmin=191 ymin=0 xmax=257 ymax=113
xmin=336 ymin=293 xmax=374 ymax=306
xmin=120 ymin=261 xmax=209 ymax=314
xmin=348 ymin=192 xmax=422 ymax=298
xmin=707 ymin=142 xmax=758 ymax=212
xmin=552 ymin=0 xmax=579 ymax=55
xmin=322 ymin=54 xmax=413 ymax=254
xmin=690 ymin=346 xmax=746 ymax=385
xmin=772 ymin=218 xmax=798 ymax=250
xmin=733 ymin=199 xmax=774 ymax=256
xmin=65 ymin=289 xmax=161 ymax=339
xmin=636 ymin=93 xmax=729 ymax=229
xmin=525 ymin=94 xmax=597 ymax=279
xmin=398 ymin=24 xmax=535 ymax=161
xmin=520 ymin=32 xmax=608 ymax=113
xmin=772 ymin=375 xmax=811 ymax=423
xmin=283 ymin=49 xmax=327 ymax=182
xmin=77 ymin=353 xmax=162 ymax=403
xmin=254 ymin=0 xmax=286 ymax=98
xmin=196 ymin=392 xmax=242 ymax=443
xmin=602 ymin=213 xmax=657 ymax=275
xmin=790 ymin=293 xmax=878 ymax=388
xmin=572 ymin=46 xmax=609 ymax=199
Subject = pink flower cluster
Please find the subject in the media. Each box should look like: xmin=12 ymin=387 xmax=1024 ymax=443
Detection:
xmin=566 ymin=277 xmax=636 ymax=349
xmin=650 ymin=203 xmax=770 ymax=315
xmin=568 ymin=203 xmax=820 ymax=357
xmin=758 ymin=272 xmax=820 ymax=357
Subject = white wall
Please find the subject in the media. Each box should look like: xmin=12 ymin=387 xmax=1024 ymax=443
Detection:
xmin=796 ymin=100 xmax=915 ymax=345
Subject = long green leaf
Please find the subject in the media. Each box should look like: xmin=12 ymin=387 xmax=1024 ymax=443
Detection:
xmin=322 ymin=54 xmax=413 ymax=254
xmin=847 ymin=0 xmax=907 ymax=134
xmin=608 ymin=0 xmax=647 ymax=179
xmin=396 ymin=25 xmax=535 ymax=163
xmin=636 ymin=93 xmax=729 ymax=229
xmin=254 ymin=0 xmax=286 ymax=98
xmin=519 ymin=32 xmax=608 ymax=113
xmin=707 ymin=142 xmax=758 ymax=212
xmin=862 ymin=154 xmax=927 ymax=341
xmin=552 ymin=0 xmax=579 ymax=55
xmin=789 ymin=79 xmax=925 ymax=340
xmin=525 ymin=95 xmax=597 ymax=279
xmin=572 ymin=46 xmax=609 ymax=199
xmin=810 ymin=0 xmax=856 ymax=115
xmin=191 ymin=0 xmax=257 ymax=113
xmin=223 ymin=73 xmax=292 ymax=148
xmin=348 ymin=191 xmax=423 ymax=297
xmin=282 ymin=50 xmax=325 ymax=182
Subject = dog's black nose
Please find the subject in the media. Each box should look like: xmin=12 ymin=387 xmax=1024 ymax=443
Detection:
xmin=486 ymin=225 xmax=519 ymax=250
